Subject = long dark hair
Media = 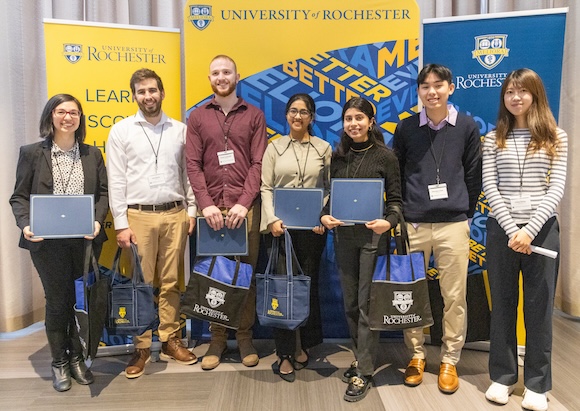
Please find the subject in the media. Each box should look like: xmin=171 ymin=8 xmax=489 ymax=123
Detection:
xmin=495 ymin=68 xmax=559 ymax=158
xmin=335 ymin=97 xmax=386 ymax=157
xmin=285 ymin=93 xmax=315 ymax=135
xmin=39 ymin=94 xmax=86 ymax=143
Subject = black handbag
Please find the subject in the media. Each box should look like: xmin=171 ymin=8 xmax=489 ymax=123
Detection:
xmin=107 ymin=244 xmax=157 ymax=336
xmin=256 ymin=230 xmax=311 ymax=331
xmin=74 ymin=242 xmax=110 ymax=362
xmin=368 ymin=213 xmax=434 ymax=331
xmin=181 ymin=256 xmax=252 ymax=329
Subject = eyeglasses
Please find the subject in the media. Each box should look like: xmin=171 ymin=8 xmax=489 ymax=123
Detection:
xmin=287 ymin=108 xmax=311 ymax=118
xmin=53 ymin=109 xmax=82 ymax=119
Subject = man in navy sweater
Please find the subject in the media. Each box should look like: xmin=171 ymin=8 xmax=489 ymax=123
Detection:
xmin=393 ymin=64 xmax=482 ymax=394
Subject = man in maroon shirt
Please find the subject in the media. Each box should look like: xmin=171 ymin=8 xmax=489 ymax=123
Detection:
xmin=186 ymin=55 xmax=267 ymax=370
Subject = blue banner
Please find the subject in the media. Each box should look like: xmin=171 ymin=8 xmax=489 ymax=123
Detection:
xmin=424 ymin=9 xmax=567 ymax=277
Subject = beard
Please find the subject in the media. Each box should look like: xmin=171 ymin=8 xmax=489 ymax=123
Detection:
xmin=137 ymin=99 xmax=162 ymax=118
xmin=211 ymin=81 xmax=237 ymax=97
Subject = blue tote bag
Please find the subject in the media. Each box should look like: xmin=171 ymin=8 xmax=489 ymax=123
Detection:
xmin=369 ymin=211 xmax=434 ymax=331
xmin=256 ymin=230 xmax=311 ymax=331
xmin=107 ymin=244 xmax=157 ymax=336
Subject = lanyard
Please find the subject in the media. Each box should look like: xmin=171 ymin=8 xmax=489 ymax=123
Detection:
xmin=54 ymin=145 xmax=79 ymax=194
xmin=140 ymin=122 xmax=165 ymax=172
xmin=290 ymin=138 xmax=311 ymax=187
xmin=512 ymin=131 xmax=530 ymax=194
xmin=214 ymin=109 xmax=238 ymax=150
xmin=427 ymin=125 xmax=447 ymax=184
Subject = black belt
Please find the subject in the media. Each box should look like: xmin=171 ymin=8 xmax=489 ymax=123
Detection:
xmin=128 ymin=201 xmax=180 ymax=212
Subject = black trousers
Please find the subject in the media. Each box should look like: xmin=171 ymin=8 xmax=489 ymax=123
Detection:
xmin=334 ymin=225 xmax=381 ymax=376
xmin=486 ymin=217 xmax=560 ymax=392
xmin=266 ymin=230 xmax=326 ymax=357
xmin=30 ymin=239 xmax=86 ymax=337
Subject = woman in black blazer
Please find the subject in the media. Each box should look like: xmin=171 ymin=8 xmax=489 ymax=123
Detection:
xmin=9 ymin=94 xmax=108 ymax=392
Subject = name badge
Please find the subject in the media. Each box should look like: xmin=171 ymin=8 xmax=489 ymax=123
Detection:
xmin=428 ymin=183 xmax=449 ymax=200
xmin=218 ymin=150 xmax=235 ymax=166
xmin=148 ymin=173 xmax=165 ymax=188
xmin=511 ymin=195 xmax=532 ymax=211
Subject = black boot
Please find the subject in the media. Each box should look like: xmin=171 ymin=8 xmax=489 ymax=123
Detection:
xmin=69 ymin=355 xmax=94 ymax=385
xmin=68 ymin=324 xmax=94 ymax=385
xmin=46 ymin=330 xmax=71 ymax=392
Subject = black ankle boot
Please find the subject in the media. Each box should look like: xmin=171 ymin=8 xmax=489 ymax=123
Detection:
xmin=51 ymin=360 xmax=72 ymax=392
xmin=46 ymin=330 xmax=72 ymax=392
xmin=68 ymin=321 xmax=95 ymax=385
xmin=69 ymin=355 xmax=94 ymax=385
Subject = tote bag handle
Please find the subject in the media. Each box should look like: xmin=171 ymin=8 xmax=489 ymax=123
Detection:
xmin=80 ymin=241 xmax=101 ymax=309
xmin=110 ymin=243 xmax=146 ymax=286
xmin=264 ymin=230 xmax=305 ymax=282
xmin=385 ymin=206 xmax=420 ymax=282
xmin=206 ymin=256 xmax=243 ymax=285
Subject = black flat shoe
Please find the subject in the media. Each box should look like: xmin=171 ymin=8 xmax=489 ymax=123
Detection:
xmin=341 ymin=360 xmax=358 ymax=383
xmin=277 ymin=355 xmax=295 ymax=383
xmin=344 ymin=374 xmax=372 ymax=402
xmin=293 ymin=352 xmax=309 ymax=370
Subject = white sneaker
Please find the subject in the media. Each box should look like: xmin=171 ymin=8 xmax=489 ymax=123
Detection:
xmin=485 ymin=382 xmax=514 ymax=405
xmin=522 ymin=388 xmax=548 ymax=411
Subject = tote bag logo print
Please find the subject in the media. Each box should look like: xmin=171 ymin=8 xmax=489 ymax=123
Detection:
xmin=206 ymin=286 xmax=226 ymax=308
xmin=116 ymin=306 xmax=130 ymax=324
xmin=267 ymin=297 xmax=284 ymax=317
xmin=393 ymin=291 xmax=413 ymax=314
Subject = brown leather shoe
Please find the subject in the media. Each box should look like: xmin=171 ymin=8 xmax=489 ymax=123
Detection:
xmin=238 ymin=339 xmax=259 ymax=367
xmin=161 ymin=336 xmax=197 ymax=365
xmin=125 ymin=348 xmax=150 ymax=379
xmin=404 ymin=358 xmax=426 ymax=386
xmin=438 ymin=363 xmax=459 ymax=394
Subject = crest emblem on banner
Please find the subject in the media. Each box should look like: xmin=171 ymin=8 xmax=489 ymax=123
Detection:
xmin=63 ymin=44 xmax=83 ymax=63
xmin=472 ymin=35 xmax=509 ymax=70
xmin=392 ymin=291 xmax=413 ymax=314
xmin=189 ymin=5 xmax=213 ymax=31
xmin=206 ymin=286 xmax=226 ymax=308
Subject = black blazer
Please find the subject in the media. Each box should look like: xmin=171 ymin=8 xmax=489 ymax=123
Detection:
xmin=9 ymin=139 xmax=109 ymax=250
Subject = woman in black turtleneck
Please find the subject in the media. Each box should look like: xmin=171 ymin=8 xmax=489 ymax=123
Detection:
xmin=321 ymin=97 xmax=402 ymax=402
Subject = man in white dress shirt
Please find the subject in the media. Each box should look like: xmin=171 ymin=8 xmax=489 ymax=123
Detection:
xmin=106 ymin=68 xmax=197 ymax=379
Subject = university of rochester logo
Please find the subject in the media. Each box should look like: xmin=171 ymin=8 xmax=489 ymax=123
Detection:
xmin=63 ymin=44 xmax=82 ymax=63
xmin=392 ymin=291 xmax=413 ymax=314
xmin=205 ymin=286 xmax=226 ymax=308
xmin=472 ymin=35 xmax=509 ymax=70
xmin=115 ymin=306 xmax=130 ymax=324
xmin=267 ymin=297 xmax=284 ymax=317
xmin=188 ymin=5 xmax=213 ymax=31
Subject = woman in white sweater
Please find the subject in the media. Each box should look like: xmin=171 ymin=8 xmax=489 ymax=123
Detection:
xmin=482 ymin=68 xmax=567 ymax=411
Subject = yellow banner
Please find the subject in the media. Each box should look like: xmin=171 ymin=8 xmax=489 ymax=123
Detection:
xmin=183 ymin=0 xmax=420 ymax=339
xmin=184 ymin=0 xmax=420 ymax=110
xmin=44 ymin=19 xmax=181 ymax=156
xmin=44 ymin=19 xmax=181 ymax=263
